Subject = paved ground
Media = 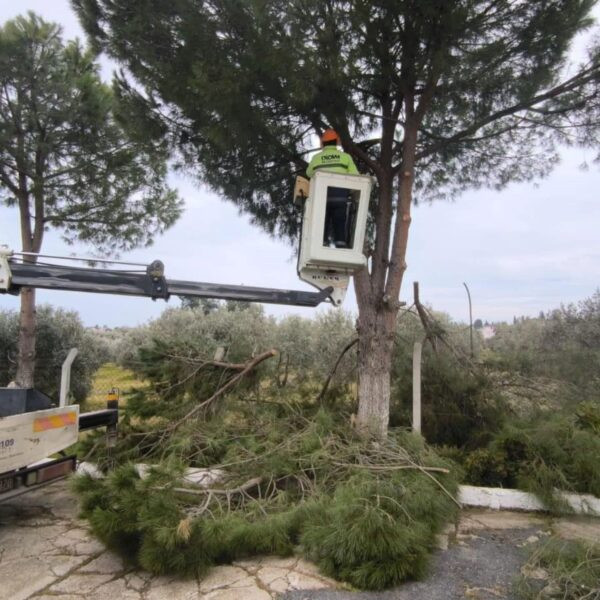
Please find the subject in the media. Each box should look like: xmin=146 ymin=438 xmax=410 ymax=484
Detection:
xmin=1 ymin=479 xmax=599 ymax=600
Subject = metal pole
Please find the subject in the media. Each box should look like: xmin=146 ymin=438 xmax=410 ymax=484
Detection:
xmin=12 ymin=250 xmax=148 ymax=268
xmin=412 ymin=341 xmax=422 ymax=434
xmin=463 ymin=282 xmax=474 ymax=358
xmin=59 ymin=348 xmax=78 ymax=407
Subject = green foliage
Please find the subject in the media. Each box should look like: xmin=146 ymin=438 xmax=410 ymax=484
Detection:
xmin=74 ymin=395 xmax=459 ymax=589
xmin=112 ymin=305 xmax=357 ymax=412
xmin=516 ymin=537 xmax=600 ymax=599
xmin=463 ymin=447 xmax=511 ymax=488
xmin=0 ymin=305 xmax=108 ymax=402
xmin=74 ymin=0 xmax=600 ymax=239
xmin=300 ymin=471 xmax=456 ymax=589
xmin=118 ymin=305 xmax=273 ymax=374
xmin=0 ymin=11 xmax=181 ymax=387
xmin=179 ymin=297 xmax=221 ymax=314
xmin=487 ymin=292 xmax=600 ymax=394
xmin=110 ymin=305 xmax=276 ymax=422
xmin=391 ymin=346 xmax=505 ymax=449
xmin=575 ymin=400 xmax=600 ymax=434
xmin=0 ymin=11 xmax=181 ymax=253
xmin=464 ymin=413 xmax=600 ymax=508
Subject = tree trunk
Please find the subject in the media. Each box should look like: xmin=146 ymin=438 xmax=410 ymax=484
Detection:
xmin=355 ymin=297 xmax=398 ymax=438
xmin=15 ymin=178 xmax=44 ymax=388
xmin=15 ymin=287 xmax=36 ymax=387
xmin=353 ymin=115 xmax=419 ymax=438
xmin=356 ymin=325 xmax=393 ymax=439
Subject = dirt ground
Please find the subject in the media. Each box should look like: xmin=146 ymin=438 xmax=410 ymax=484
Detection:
xmin=1 ymin=479 xmax=599 ymax=600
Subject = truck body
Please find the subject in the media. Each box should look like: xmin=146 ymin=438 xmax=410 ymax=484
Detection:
xmin=0 ymin=387 xmax=117 ymax=501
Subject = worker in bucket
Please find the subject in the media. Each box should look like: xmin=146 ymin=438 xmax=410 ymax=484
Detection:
xmin=306 ymin=129 xmax=359 ymax=248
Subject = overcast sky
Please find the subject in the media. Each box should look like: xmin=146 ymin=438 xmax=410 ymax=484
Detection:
xmin=1 ymin=1 xmax=599 ymax=327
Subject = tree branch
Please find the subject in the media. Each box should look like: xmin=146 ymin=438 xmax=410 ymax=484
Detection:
xmin=167 ymin=476 xmax=264 ymax=497
xmin=317 ymin=337 xmax=358 ymax=403
xmin=171 ymin=349 xmax=277 ymax=427
xmin=417 ymin=65 xmax=600 ymax=160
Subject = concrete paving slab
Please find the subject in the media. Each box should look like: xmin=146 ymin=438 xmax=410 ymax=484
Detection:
xmin=77 ymin=550 xmax=126 ymax=574
xmin=459 ymin=509 xmax=547 ymax=533
xmin=552 ymin=515 xmax=600 ymax=545
xmin=1 ymin=480 xmax=600 ymax=600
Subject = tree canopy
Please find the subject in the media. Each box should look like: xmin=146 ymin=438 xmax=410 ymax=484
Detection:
xmin=0 ymin=305 xmax=107 ymax=402
xmin=0 ymin=12 xmax=183 ymax=387
xmin=73 ymin=0 xmax=600 ymax=239
xmin=0 ymin=11 xmax=182 ymax=255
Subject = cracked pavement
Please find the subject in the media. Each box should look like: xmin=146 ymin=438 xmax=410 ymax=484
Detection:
xmin=1 ymin=480 xmax=599 ymax=599
xmin=0 ymin=480 xmax=336 ymax=600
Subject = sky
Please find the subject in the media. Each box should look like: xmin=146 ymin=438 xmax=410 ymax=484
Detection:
xmin=0 ymin=0 xmax=599 ymax=327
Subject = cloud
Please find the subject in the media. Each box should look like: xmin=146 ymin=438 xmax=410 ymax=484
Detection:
xmin=2 ymin=1 xmax=599 ymax=327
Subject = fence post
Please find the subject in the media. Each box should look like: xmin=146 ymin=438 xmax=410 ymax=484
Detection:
xmin=59 ymin=347 xmax=78 ymax=407
xmin=412 ymin=341 xmax=422 ymax=434
xmin=463 ymin=282 xmax=474 ymax=358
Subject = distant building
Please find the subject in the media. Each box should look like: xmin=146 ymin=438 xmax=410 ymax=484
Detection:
xmin=479 ymin=325 xmax=496 ymax=340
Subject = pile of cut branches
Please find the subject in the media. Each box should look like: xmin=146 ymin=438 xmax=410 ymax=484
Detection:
xmin=75 ymin=343 xmax=459 ymax=590
xmin=75 ymin=406 xmax=459 ymax=590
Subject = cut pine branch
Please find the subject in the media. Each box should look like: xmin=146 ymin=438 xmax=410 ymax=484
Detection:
xmin=166 ymin=476 xmax=264 ymax=497
xmin=171 ymin=349 xmax=277 ymax=428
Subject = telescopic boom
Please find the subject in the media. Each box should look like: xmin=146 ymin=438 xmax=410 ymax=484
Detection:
xmin=0 ymin=247 xmax=332 ymax=307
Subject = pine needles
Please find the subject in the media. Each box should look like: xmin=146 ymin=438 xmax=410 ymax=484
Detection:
xmin=464 ymin=412 xmax=600 ymax=511
xmin=73 ymin=401 xmax=459 ymax=590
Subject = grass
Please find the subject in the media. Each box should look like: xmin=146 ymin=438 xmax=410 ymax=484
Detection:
xmin=516 ymin=537 xmax=600 ymax=599
xmin=84 ymin=363 xmax=147 ymax=410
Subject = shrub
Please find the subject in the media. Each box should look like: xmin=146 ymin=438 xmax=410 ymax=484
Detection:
xmin=463 ymin=448 xmax=511 ymax=488
xmin=464 ymin=414 xmax=600 ymax=508
xmin=486 ymin=291 xmax=600 ymax=395
xmin=391 ymin=350 xmax=505 ymax=448
xmin=516 ymin=537 xmax=600 ymax=599
xmin=0 ymin=305 xmax=108 ymax=402
xmin=575 ymin=400 xmax=600 ymax=435
xmin=117 ymin=304 xmax=275 ymax=374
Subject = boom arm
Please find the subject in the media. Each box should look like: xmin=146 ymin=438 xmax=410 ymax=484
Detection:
xmin=0 ymin=247 xmax=332 ymax=307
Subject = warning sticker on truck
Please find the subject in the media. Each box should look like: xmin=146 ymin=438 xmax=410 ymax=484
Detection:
xmin=33 ymin=411 xmax=77 ymax=432
xmin=0 ymin=406 xmax=79 ymax=474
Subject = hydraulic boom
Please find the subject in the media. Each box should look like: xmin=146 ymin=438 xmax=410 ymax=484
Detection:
xmin=0 ymin=247 xmax=332 ymax=307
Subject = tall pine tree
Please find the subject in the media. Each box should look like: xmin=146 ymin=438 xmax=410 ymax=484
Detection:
xmin=74 ymin=0 xmax=600 ymax=436
xmin=0 ymin=13 xmax=182 ymax=387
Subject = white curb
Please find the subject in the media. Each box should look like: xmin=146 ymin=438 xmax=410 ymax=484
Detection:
xmin=77 ymin=463 xmax=600 ymax=517
xmin=459 ymin=484 xmax=600 ymax=516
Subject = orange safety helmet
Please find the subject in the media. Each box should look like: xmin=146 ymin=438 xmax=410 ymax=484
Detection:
xmin=320 ymin=128 xmax=340 ymax=146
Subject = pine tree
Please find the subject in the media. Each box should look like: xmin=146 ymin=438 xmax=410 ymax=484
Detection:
xmin=0 ymin=13 xmax=182 ymax=386
xmin=74 ymin=0 xmax=600 ymax=436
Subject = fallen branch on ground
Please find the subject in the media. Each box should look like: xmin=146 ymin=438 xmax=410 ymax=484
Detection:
xmin=332 ymin=461 xmax=450 ymax=474
xmin=163 ymin=476 xmax=264 ymax=497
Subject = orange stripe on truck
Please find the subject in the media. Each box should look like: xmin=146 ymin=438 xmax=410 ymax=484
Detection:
xmin=33 ymin=412 xmax=77 ymax=432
